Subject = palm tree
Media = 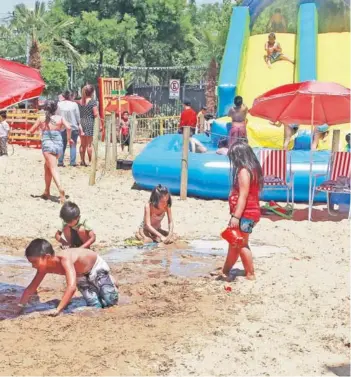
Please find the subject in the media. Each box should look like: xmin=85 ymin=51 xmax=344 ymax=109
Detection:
xmin=201 ymin=28 xmax=228 ymax=115
xmin=11 ymin=1 xmax=81 ymax=70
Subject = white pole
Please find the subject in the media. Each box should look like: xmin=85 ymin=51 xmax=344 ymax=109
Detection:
xmin=308 ymin=95 xmax=315 ymax=221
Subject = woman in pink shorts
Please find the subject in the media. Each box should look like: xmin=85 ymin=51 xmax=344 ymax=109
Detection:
xmin=228 ymin=96 xmax=248 ymax=146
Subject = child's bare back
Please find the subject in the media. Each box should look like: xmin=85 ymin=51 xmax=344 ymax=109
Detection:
xmin=19 ymin=239 xmax=118 ymax=315
xmin=46 ymin=247 xmax=97 ymax=276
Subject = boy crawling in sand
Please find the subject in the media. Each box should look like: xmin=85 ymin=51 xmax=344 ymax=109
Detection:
xmin=264 ymin=32 xmax=294 ymax=68
xmin=17 ymin=239 xmax=118 ymax=316
xmin=136 ymin=184 xmax=175 ymax=244
xmin=55 ymin=201 xmax=96 ymax=249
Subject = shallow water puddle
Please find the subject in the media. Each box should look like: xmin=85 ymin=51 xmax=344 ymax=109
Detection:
xmin=0 ymin=254 xmax=29 ymax=267
xmin=0 ymin=240 xmax=289 ymax=319
xmin=0 ymin=281 xmax=91 ymax=320
xmin=104 ymin=240 xmax=290 ymax=278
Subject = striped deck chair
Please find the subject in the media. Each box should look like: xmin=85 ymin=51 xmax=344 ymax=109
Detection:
xmin=310 ymin=151 xmax=351 ymax=218
xmin=259 ymin=149 xmax=295 ymax=206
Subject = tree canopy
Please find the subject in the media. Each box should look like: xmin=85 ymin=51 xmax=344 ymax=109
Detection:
xmin=0 ymin=0 xmax=237 ymax=95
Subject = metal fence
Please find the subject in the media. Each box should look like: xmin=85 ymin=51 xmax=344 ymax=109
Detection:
xmin=135 ymin=116 xmax=180 ymax=141
xmin=132 ymin=84 xmax=206 ymax=117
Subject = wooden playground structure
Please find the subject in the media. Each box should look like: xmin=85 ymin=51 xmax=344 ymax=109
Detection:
xmin=7 ymin=109 xmax=41 ymax=148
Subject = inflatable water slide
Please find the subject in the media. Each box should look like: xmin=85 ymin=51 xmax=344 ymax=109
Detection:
xmin=132 ymin=0 xmax=350 ymax=202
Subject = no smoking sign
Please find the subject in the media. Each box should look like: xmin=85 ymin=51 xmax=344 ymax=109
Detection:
xmin=169 ymin=79 xmax=180 ymax=99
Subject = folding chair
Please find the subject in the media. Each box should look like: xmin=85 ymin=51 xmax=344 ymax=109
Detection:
xmin=259 ymin=149 xmax=295 ymax=206
xmin=310 ymin=151 xmax=351 ymax=218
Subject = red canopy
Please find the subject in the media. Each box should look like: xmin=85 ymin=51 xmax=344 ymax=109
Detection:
xmin=105 ymin=95 xmax=153 ymax=115
xmin=249 ymin=81 xmax=350 ymax=126
xmin=0 ymin=59 xmax=45 ymax=109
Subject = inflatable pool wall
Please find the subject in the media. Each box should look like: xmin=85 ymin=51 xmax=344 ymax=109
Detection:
xmin=133 ymin=2 xmax=350 ymax=203
xmin=132 ymin=133 xmax=330 ymax=202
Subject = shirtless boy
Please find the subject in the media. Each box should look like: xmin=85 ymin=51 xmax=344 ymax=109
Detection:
xmin=264 ymin=32 xmax=294 ymax=68
xmin=17 ymin=239 xmax=118 ymax=316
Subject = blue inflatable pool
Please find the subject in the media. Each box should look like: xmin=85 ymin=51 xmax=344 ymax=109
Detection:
xmin=132 ymin=133 xmax=329 ymax=202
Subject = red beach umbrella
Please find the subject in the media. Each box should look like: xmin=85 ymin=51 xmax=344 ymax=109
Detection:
xmin=105 ymin=95 xmax=153 ymax=115
xmin=249 ymin=81 xmax=350 ymax=125
xmin=0 ymin=59 xmax=45 ymax=109
xmin=249 ymin=81 xmax=351 ymax=220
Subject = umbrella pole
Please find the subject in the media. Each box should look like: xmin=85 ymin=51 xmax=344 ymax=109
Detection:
xmin=308 ymin=96 xmax=315 ymax=221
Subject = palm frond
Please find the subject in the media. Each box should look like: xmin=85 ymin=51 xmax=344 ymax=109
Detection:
xmin=53 ymin=37 xmax=82 ymax=68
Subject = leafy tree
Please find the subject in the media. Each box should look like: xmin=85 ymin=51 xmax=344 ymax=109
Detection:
xmin=62 ymin=0 xmax=138 ymax=20
xmin=41 ymin=59 xmax=69 ymax=96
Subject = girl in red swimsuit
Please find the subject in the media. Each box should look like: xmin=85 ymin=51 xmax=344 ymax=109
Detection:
xmin=219 ymin=141 xmax=263 ymax=281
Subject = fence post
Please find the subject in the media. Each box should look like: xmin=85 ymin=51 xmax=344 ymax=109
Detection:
xmin=111 ymin=111 xmax=117 ymax=164
xmin=89 ymin=117 xmax=100 ymax=186
xmin=104 ymin=114 xmax=112 ymax=170
xmin=180 ymin=126 xmax=190 ymax=200
xmin=332 ymin=129 xmax=340 ymax=152
xmin=129 ymin=112 xmax=136 ymax=156
xmin=160 ymin=119 xmax=164 ymax=135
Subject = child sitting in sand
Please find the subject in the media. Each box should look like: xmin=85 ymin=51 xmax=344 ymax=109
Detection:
xmin=55 ymin=201 xmax=96 ymax=249
xmin=135 ymin=185 xmax=175 ymax=244
xmin=215 ymin=141 xmax=263 ymax=281
xmin=264 ymin=32 xmax=294 ymax=68
xmin=17 ymin=239 xmax=118 ymax=316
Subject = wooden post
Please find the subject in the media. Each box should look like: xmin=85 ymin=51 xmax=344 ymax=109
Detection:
xmin=332 ymin=129 xmax=341 ymax=152
xmin=104 ymin=114 xmax=112 ymax=170
xmin=129 ymin=112 xmax=136 ymax=156
xmin=89 ymin=117 xmax=100 ymax=186
xmin=111 ymin=111 xmax=117 ymax=164
xmin=180 ymin=126 xmax=190 ymax=200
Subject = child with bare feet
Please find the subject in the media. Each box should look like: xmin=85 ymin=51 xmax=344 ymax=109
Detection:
xmin=55 ymin=201 xmax=96 ymax=249
xmin=16 ymin=239 xmax=118 ymax=316
xmin=264 ymin=32 xmax=294 ymax=68
xmin=216 ymin=141 xmax=263 ymax=281
xmin=136 ymin=185 xmax=175 ymax=244
xmin=28 ymin=100 xmax=72 ymax=204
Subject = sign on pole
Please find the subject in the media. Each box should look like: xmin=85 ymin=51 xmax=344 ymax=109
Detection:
xmin=169 ymin=79 xmax=180 ymax=99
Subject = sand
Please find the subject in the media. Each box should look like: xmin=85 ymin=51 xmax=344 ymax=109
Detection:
xmin=0 ymin=144 xmax=349 ymax=376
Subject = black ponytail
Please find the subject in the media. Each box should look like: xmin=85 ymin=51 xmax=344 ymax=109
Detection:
xmin=44 ymin=100 xmax=58 ymax=124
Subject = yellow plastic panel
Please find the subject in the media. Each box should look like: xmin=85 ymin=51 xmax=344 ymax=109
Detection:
xmin=317 ymin=32 xmax=350 ymax=151
xmin=238 ymin=33 xmax=296 ymax=149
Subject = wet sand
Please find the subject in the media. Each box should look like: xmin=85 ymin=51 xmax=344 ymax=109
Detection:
xmin=0 ymin=144 xmax=349 ymax=376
